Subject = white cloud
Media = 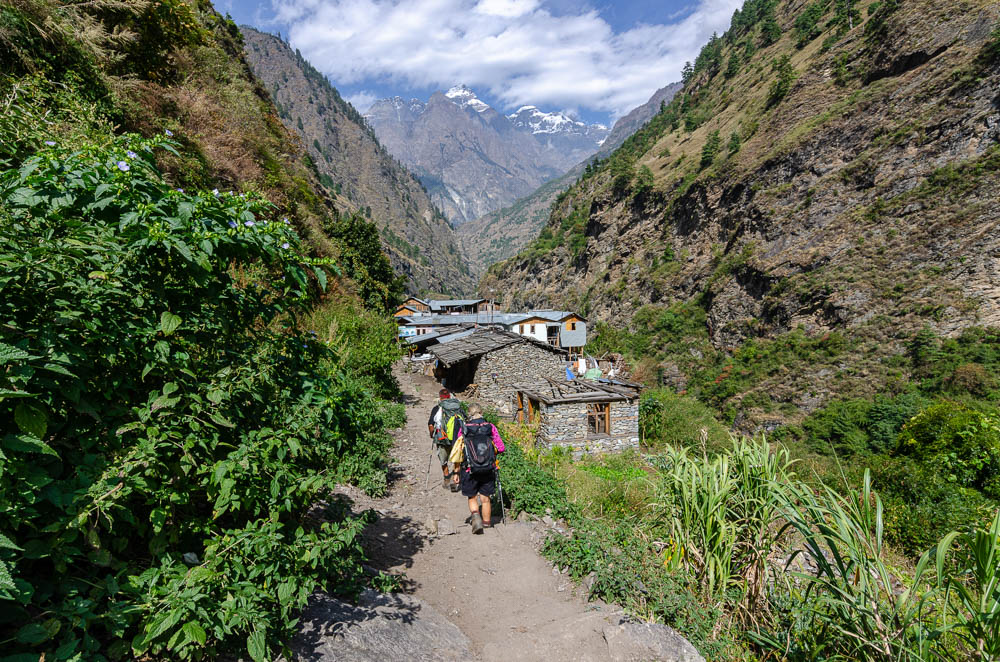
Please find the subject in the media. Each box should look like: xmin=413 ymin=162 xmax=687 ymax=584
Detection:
xmin=271 ymin=0 xmax=741 ymax=117
xmin=345 ymin=90 xmax=378 ymax=113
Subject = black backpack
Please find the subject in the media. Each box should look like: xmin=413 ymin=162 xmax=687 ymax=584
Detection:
xmin=436 ymin=398 xmax=464 ymax=447
xmin=463 ymin=422 xmax=496 ymax=475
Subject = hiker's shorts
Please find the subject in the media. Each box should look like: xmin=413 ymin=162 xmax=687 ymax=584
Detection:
xmin=460 ymin=470 xmax=495 ymax=498
xmin=436 ymin=444 xmax=451 ymax=467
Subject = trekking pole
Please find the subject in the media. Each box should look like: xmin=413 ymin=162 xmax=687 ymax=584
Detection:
xmin=495 ymin=466 xmax=507 ymax=525
xmin=425 ymin=439 xmax=435 ymax=489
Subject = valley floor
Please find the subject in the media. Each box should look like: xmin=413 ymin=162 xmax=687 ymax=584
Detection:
xmin=323 ymin=366 xmax=622 ymax=661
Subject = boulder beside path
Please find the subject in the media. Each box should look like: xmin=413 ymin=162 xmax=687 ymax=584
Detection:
xmin=283 ymin=590 xmax=471 ymax=662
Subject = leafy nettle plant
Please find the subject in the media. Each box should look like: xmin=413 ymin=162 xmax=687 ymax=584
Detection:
xmin=0 ymin=135 xmax=391 ymax=660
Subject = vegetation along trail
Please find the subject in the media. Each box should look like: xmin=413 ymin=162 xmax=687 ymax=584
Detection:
xmin=334 ymin=366 xmax=622 ymax=662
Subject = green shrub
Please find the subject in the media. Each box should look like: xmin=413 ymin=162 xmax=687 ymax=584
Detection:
xmin=896 ymin=401 xmax=1000 ymax=497
xmin=0 ymin=135 xmax=397 ymax=661
xmin=864 ymin=455 xmax=994 ymax=555
xmin=800 ymin=392 xmax=928 ymax=456
xmin=728 ymin=131 xmax=742 ymax=154
xmin=640 ymin=389 xmax=731 ymax=452
xmin=495 ymin=426 xmax=576 ymax=520
xmin=794 ymin=2 xmax=827 ymax=47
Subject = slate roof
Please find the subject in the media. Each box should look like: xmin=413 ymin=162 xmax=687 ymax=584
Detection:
xmin=404 ymin=325 xmax=478 ymax=348
xmin=427 ymin=329 xmax=564 ymax=367
xmin=515 ymin=377 xmax=640 ymax=405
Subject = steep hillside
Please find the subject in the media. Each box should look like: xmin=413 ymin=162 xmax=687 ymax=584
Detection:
xmin=365 ymin=86 xmax=607 ymax=224
xmin=595 ymin=82 xmax=683 ymax=158
xmin=1 ymin=1 xmax=408 ymax=659
xmin=458 ymin=82 xmax=683 ymax=273
xmin=241 ymin=28 xmax=474 ymax=295
xmin=485 ymin=0 xmax=1000 ymax=425
xmin=457 ymin=167 xmax=580 ymax=276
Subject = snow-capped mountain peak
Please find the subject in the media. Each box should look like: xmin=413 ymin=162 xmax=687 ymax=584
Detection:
xmin=507 ymin=106 xmax=606 ymax=138
xmin=445 ymin=84 xmax=490 ymax=113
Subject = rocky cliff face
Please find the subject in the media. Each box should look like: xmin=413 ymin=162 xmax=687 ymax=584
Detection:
xmin=365 ymin=85 xmax=607 ymax=224
xmin=485 ymin=0 xmax=1000 ymax=403
xmin=241 ymin=28 xmax=474 ymax=295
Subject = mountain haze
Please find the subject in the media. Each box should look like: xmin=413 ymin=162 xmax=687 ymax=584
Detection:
xmin=365 ymin=86 xmax=608 ymax=224
xmin=241 ymin=28 xmax=474 ymax=295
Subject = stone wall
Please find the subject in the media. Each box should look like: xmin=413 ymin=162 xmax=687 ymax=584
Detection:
xmin=537 ymin=400 xmax=640 ymax=459
xmin=473 ymin=343 xmax=565 ymax=414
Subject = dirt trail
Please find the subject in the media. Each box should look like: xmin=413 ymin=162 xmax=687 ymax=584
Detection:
xmin=339 ymin=366 xmax=621 ymax=661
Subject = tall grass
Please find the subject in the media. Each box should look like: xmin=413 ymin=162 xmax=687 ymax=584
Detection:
xmin=504 ymin=428 xmax=1000 ymax=660
xmin=649 ymin=439 xmax=793 ymax=626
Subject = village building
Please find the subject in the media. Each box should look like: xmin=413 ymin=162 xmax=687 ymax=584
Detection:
xmin=394 ymin=297 xmax=495 ymax=317
xmin=510 ymin=311 xmax=586 ymax=349
xmin=396 ymin=309 xmax=588 ymax=352
xmin=425 ymin=328 xmax=566 ymax=413
xmin=514 ymin=379 xmax=641 ymax=458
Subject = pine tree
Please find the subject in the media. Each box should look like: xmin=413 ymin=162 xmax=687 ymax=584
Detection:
xmin=701 ymin=130 xmax=722 ymax=169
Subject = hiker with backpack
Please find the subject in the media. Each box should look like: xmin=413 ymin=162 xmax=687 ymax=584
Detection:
xmin=428 ymin=389 xmax=464 ymax=491
xmin=448 ymin=403 xmax=505 ymax=534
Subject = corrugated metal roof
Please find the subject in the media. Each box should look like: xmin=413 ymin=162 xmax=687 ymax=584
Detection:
xmin=398 ymin=313 xmax=526 ymax=326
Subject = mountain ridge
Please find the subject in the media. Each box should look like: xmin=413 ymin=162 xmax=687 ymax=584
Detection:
xmin=482 ymin=0 xmax=1000 ymax=427
xmin=457 ymin=81 xmax=682 ymax=274
xmin=365 ymin=85 xmax=608 ymax=224
xmin=241 ymin=27 xmax=475 ymax=295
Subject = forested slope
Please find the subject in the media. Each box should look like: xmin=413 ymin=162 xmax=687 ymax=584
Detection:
xmin=241 ymin=28 xmax=474 ymax=296
xmin=1 ymin=0 xmax=406 ymax=659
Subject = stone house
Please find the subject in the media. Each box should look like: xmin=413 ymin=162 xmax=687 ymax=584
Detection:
xmin=426 ymin=329 xmax=566 ymax=413
xmin=514 ymin=379 xmax=641 ymax=458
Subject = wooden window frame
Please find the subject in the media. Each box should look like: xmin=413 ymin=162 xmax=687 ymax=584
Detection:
xmin=587 ymin=402 xmax=611 ymax=436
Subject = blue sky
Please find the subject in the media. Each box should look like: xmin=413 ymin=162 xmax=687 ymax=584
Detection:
xmin=220 ymin=0 xmax=741 ymax=125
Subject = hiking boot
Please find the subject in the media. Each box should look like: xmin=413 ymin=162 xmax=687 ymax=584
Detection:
xmin=471 ymin=513 xmax=484 ymax=534
xmin=450 ymin=482 xmax=460 ymax=493
xmin=442 ymin=476 xmax=450 ymax=489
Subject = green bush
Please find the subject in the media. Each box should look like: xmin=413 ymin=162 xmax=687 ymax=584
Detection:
xmin=800 ymin=392 xmax=928 ymax=456
xmin=495 ymin=429 xmax=576 ymax=520
xmin=640 ymin=389 xmax=731 ymax=452
xmin=701 ymin=130 xmax=722 ymax=169
xmin=0 ymin=135 xmax=398 ymax=660
xmin=864 ymin=455 xmax=994 ymax=555
xmin=767 ymin=55 xmax=797 ymax=107
xmin=896 ymin=401 xmax=1000 ymax=497
xmin=794 ymin=2 xmax=827 ymax=47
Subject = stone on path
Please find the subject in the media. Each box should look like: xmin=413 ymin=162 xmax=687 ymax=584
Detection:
xmin=284 ymin=590 xmax=471 ymax=662
xmin=424 ymin=518 xmax=438 ymax=535
xmin=436 ymin=517 xmax=456 ymax=536
xmin=603 ymin=618 xmax=705 ymax=662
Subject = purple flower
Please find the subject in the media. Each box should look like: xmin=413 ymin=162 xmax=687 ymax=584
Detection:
xmin=116 ymin=161 xmax=130 ymax=172
xmin=126 ymin=150 xmax=137 ymax=159
xmin=282 ymin=218 xmax=290 ymax=225
xmin=212 ymin=189 xmax=219 ymax=196
xmin=165 ymin=129 xmax=174 ymax=137
xmin=244 ymin=220 xmax=255 ymax=227
xmin=228 ymin=221 xmax=237 ymax=228
xmin=281 ymin=242 xmax=290 ymax=249
xmin=44 ymin=140 xmax=56 ymax=146
xmin=176 ymin=188 xmax=184 ymax=193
